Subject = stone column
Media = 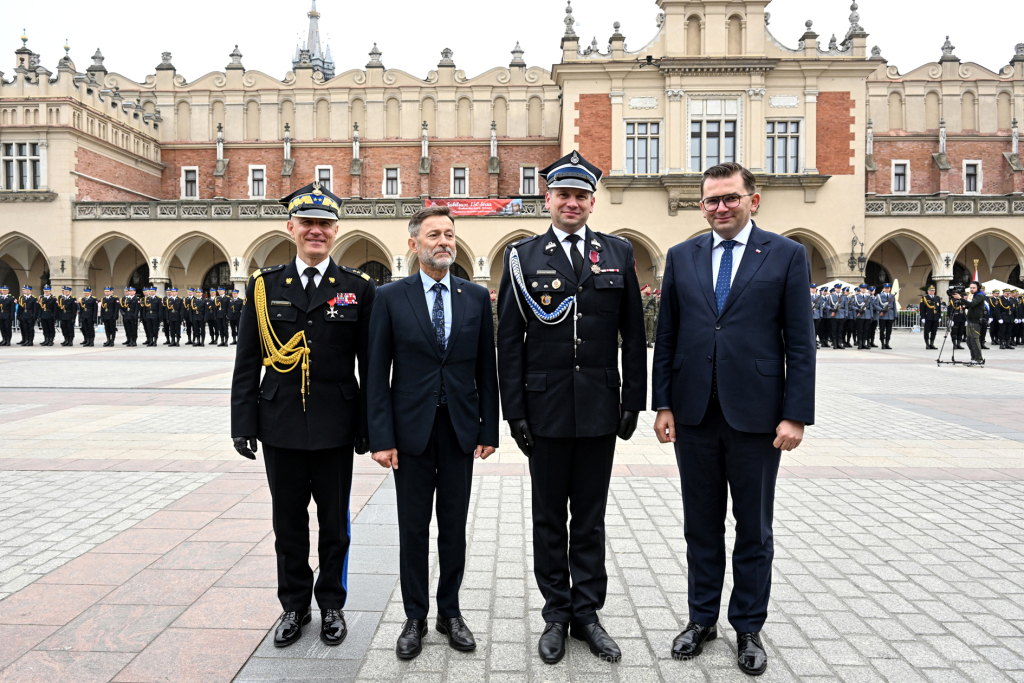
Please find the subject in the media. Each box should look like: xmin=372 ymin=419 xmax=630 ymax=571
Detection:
xmin=609 ymin=91 xmax=625 ymax=175
xmin=803 ymin=90 xmax=818 ymax=174
xmin=665 ymin=87 xmax=685 ymax=173
xmin=746 ymin=87 xmax=766 ymax=172
xmin=151 ymin=278 xmax=169 ymax=297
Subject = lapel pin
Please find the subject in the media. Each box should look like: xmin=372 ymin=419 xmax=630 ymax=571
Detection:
xmin=756 ymin=249 xmax=762 ymax=254
xmin=544 ymin=242 xmax=557 ymax=254
xmin=457 ymin=289 xmax=462 ymax=293
xmin=285 ymin=278 xmax=293 ymax=285
xmin=329 ymin=277 xmax=336 ymax=284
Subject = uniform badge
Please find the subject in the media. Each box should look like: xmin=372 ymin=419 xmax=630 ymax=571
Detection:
xmin=590 ymin=239 xmax=602 ymax=252
xmin=541 ymin=295 xmax=552 ymax=305
xmin=544 ymin=242 xmax=557 ymax=254
xmin=285 ymin=278 xmax=293 ymax=285
xmin=329 ymin=277 xmax=336 ymax=284
xmin=571 ymin=152 xmax=580 ymax=164
xmin=552 ymin=279 xmax=561 ymax=290
xmin=590 ymin=250 xmax=601 ymax=274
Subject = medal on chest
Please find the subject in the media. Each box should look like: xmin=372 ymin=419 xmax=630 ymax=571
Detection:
xmin=326 ymin=292 xmax=357 ymax=318
xmin=590 ymin=250 xmax=601 ymax=275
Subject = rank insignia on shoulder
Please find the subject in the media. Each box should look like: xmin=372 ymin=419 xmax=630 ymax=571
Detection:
xmin=544 ymin=242 xmax=557 ymax=254
xmin=541 ymin=294 xmax=552 ymax=305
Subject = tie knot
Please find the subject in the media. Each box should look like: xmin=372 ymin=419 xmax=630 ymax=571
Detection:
xmin=721 ymin=240 xmax=737 ymax=251
xmin=565 ymin=233 xmax=582 ymax=244
xmin=432 ymin=282 xmax=446 ymax=293
xmin=303 ymin=267 xmax=318 ymax=279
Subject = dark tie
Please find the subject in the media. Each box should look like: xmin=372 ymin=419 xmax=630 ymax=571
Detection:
xmin=431 ymin=283 xmax=448 ymax=406
xmin=715 ymin=240 xmax=737 ymax=313
xmin=565 ymin=233 xmax=584 ymax=280
xmin=303 ymin=267 xmax=318 ymax=305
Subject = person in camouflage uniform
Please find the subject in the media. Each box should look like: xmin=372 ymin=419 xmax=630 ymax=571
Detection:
xmin=642 ymin=284 xmax=659 ymax=348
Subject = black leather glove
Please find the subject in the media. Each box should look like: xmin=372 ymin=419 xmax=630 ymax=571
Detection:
xmin=617 ymin=411 xmax=639 ymax=440
xmin=233 ymin=436 xmax=257 ymax=460
xmin=354 ymin=437 xmax=370 ymax=455
xmin=508 ymin=419 xmax=534 ymax=457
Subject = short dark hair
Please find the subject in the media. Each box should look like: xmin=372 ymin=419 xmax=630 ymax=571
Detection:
xmin=408 ymin=205 xmax=454 ymax=238
xmin=700 ymin=162 xmax=757 ymax=198
xmin=970 ymin=280 xmax=981 ymax=290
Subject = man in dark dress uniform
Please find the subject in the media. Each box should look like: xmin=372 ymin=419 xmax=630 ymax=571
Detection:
xmin=228 ymin=289 xmax=243 ymax=344
xmin=919 ymin=285 xmax=941 ymax=350
xmin=215 ymin=286 xmax=230 ymax=346
xmin=205 ymin=287 xmax=219 ymax=344
xmin=192 ymin=290 xmax=208 ymax=347
xmin=38 ymin=285 xmax=57 ymax=346
xmin=497 ymin=151 xmax=647 ymax=665
xmin=165 ymin=287 xmax=184 ymax=346
xmin=18 ymin=285 xmax=37 ymax=346
xmin=183 ymin=288 xmax=196 ymax=345
xmin=0 ymin=284 xmax=14 ymax=346
xmin=79 ymin=287 xmax=98 ymax=346
xmin=58 ymin=286 xmax=79 ymax=346
xmin=231 ymin=181 xmax=375 ymax=649
xmin=101 ymin=286 xmax=119 ymax=346
xmin=120 ymin=286 xmax=141 ymax=347
xmin=144 ymin=286 xmax=162 ymax=346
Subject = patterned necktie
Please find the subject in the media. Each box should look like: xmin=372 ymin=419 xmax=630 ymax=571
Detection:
xmin=303 ymin=267 xmax=319 ymax=305
xmin=715 ymin=240 xmax=737 ymax=313
xmin=431 ymin=283 xmax=448 ymax=405
xmin=565 ymin=233 xmax=584 ymax=280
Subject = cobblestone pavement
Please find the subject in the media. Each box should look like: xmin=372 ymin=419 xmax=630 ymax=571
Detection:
xmin=0 ymin=471 xmax=216 ymax=599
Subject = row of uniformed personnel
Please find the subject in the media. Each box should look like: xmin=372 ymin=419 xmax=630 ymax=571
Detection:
xmin=945 ymin=286 xmax=1024 ymax=352
xmin=811 ymin=282 xmax=898 ymax=350
xmin=0 ymin=283 xmax=243 ymax=348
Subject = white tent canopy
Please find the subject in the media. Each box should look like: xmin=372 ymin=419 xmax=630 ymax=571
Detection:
xmin=982 ymin=279 xmax=1018 ymax=292
xmin=816 ymin=279 xmax=860 ymax=292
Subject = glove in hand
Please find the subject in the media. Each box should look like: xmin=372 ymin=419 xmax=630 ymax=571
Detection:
xmin=508 ymin=419 xmax=534 ymax=457
xmin=233 ymin=436 xmax=257 ymax=460
xmin=617 ymin=411 xmax=639 ymax=440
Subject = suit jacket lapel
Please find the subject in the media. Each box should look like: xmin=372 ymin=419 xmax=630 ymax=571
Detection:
xmin=444 ymin=277 xmax=466 ymax=359
xmin=578 ymin=227 xmax=599 ymax=288
xmin=308 ymin=259 xmax=341 ymax=312
xmin=282 ymin=260 xmax=308 ymax=311
xmin=404 ymin=274 xmax=443 ymax=360
xmin=718 ymin=223 xmax=771 ymax=319
xmin=693 ymin=233 xmax=718 ymax=315
xmin=544 ymin=226 xmax=578 ymax=284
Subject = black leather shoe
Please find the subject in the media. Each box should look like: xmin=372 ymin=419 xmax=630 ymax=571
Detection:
xmin=671 ymin=621 xmax=717 ymax=660
xmin=538 ymin=622 xmax=568 ymax=664
xmin=570 ymin=621 xmax=621 ymax=662
xmin=436 ymin=616 xmax=476 ymax=651
xmin=737 ymin=632 xmax=768 ymax=676
xmin=274 ymin=607 xmax=311 ymax=648
xmin=319 ymin=608 xmax=347 ymax=646
xmin=396 ymin=618 xmax=427 ymax=660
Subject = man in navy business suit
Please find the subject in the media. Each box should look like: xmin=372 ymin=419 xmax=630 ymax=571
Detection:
xmin=652 ymin=162 xmax=815 ymax=676
xmin=367 ymin=204 xmax=499 ymax=660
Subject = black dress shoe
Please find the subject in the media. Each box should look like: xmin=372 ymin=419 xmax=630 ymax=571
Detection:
xmin=538 ymin=622 xmax=567 ymax=665
xmin=736 ymin=632 xmax=768 ymax=676
xmin=396 ymin=618 xmax=427 ymax=660
xmin=274 ymin=607 xmax=311 ymax=648
xmin=570 ymin=621 xmax=621 ymax=662
xmin=436 ymin=616 xmax=476 ymax=651
xmin=671 ymin=621 xmax=717 ymax=660
xmin=320 ymin=608 xmax=347 ymax=646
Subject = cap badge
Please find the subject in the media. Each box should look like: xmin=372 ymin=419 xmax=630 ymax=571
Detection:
xmin=312 ymin=181 xmax=323 ymax=196
xmin=571 ymin=152 xmax=580 ymax=164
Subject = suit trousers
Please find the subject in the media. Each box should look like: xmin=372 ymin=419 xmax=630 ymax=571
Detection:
xmin=854 ymin=319 xmax=868 ymax=346
xmin=394 ymin=405 xmax=474 ymax=620
xmin=828 ymin=318 xmax=842 ymax=348
xmin=923 ymin=319 xmax=938 ymax=347
xmin=674 ymin=395 xmax=781 ymax=633
xmin=169 ymin=321 xmax=181 ymax=343
xmin=103 ymin=319 xmax=117 ymax=342
xmin=879 ymin=320 xmax=893 ymax=344
xmin=0 ymin=320 xmax=11 ymax=343
xmin=81 ymin=318 xmax=94 ymax=343
xmin=263 ymin=444 xmax=354 ymax=612
xmin=530 ymin=433 xmax=616 ymax=626
xmin=41 ymin=319 xmax=55 ymax=341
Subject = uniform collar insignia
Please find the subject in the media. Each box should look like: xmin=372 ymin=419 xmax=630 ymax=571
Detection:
xmin=544 ymin=241 xmax=557 ymax=254
xmin=329 ymin=277 xmax=335 ymax=284
xmin=590 ymin=238 xmax=603 ymax=253
xmin=285 ymin=278 xmax=293 ymax=285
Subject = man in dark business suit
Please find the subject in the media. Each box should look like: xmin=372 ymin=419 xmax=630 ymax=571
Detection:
xmin=652 ymin=162 xmax=815 ymax=677
xmin=368 ymin=205 xmax=499 ymax=660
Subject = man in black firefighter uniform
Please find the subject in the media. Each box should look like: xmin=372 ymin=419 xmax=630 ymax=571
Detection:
xmin=192 ymin=289 xmax=208 ymax=346
xmin=165 ymin=287 xmax=184 ymax=346
xmin=0 ymin=284 xmax=14 ymax=346
xmin=231 ymin=181 xmax=375 ymax=649
xmin=204 ymin=287 xmax=219 ymax=344
xmin=497 ymin=151 xmax=647 ymax=665
xmin=920 ymin=285 xmax=941 ymax=350
xmin=183 ymin=288 xmax=195 ymax=344
xmin=228 ymin=288 xmax=243 ymax=344
xmin=144 ymin=285 xmax=162 ymax=346
xmin=120 ymin=286 xmax=141 ymax=347
xmin=101 ymin=286 xmax=119 ymax=346
xmin=215 ymin=286 xmax=230 ymax=346
xmin=79 ymin=287 xmax=98 ymax=346
xmin=58 ymin=286 xmax=79 ymax=346
xmin=38 ymin=285 xmax=58 ymax=346
xmin=18 ymin=285 xmax=37 ymax=346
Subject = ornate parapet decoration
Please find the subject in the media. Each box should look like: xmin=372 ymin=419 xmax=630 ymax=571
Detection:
xmin=0 ymin=192 xmax=57 ymax=203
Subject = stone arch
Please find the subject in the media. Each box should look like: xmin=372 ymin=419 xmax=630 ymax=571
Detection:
xmin=866 ymin=229 xmax=943 ymax=291
xmin=610 ymin=229 xmax=664 ymax=286
xmin=332 ymin=230 xmax=395 ymax=267
xmin=80 ymin=232 xmax=151 ymax=291
xmin=0 ymin=232 xmax=50 ymax=291
xmin=686 ymin=13 xmax=705 ymax=56
xmin=953 ymin=228 xmax=1024 ymax=281
xmin=781 ymin=228 xmax=842 ymax=280
xmin=161 ymin=231 xmax=232 ymax=289
xmin=243 ymin=230 xmax=293 ymax=272
xmin=726 ymin=13 xmax=744 ymax=56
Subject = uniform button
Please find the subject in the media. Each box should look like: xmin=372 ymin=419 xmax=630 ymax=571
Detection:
xmin=577 ymin=286 xmax=583 ymax=293
xmin=308 ymin=320 xmax=313 ymax=326
xmin=576 ymin=314 xmax=582 ymax=320
xmin=575 ymin=366 xmax=580 ymax=371
xmin=715 ymin=323 xmax=721 ymax=330
xmin=433 ymin=391 xmax=438 ymax=397
xmin=707 ymin=356 xmax=712 ymax=362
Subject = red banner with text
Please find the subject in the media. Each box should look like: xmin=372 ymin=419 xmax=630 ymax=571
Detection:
xmin=425 ymin=198 xmax=525 ymax=217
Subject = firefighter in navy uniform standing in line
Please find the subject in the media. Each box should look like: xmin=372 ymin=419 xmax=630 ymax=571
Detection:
xmin=184 ymin=288 xmax=196 ymax=345
xmin=120 ymin=286 xmax=141 ymax=347
xmin=228 ymin=288 xmax=243 ymax=344
xmin=497 ymin=151 xmax=647 ymax=665
xmin=231 ymin=181 xmax=375 ymax=649
xmin=192 ymin=289 xmax=208 ymax=347
xmin=79 ymin=287 xmax=98 ymax=347
xmin=145 ymin=286 xmax=162 ymax=346
xmin=165 ymin=287 xmax=184 ymax=346
xmin=0 ymin=284 xmax=14 ymax=346
xmin=215 ymin=286 xmax=230 ymax=346
xmin=58 ymin=285 xmax=79 ymax=346
xmin=37 ymin=284 xmax=57 ymax=346
xmin=204 ymin=287 xmax=219 ymax=344
xmin=18 ymin=285 xmax=37 ymax=346
xmin=920 ymin=285 xmax=941 ymax=350
xmin=100 ymin=286 xmax=119 ymax=346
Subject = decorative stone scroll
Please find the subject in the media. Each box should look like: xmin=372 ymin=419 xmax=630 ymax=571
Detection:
xmin=629 ymin=96 xmax=658 ymax=110
xmin=769 ymin=95 xmax=799 ymax=108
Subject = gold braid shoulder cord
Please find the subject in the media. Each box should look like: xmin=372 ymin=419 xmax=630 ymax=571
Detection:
xmin=252 ymin=271 xmax=311 ymax=411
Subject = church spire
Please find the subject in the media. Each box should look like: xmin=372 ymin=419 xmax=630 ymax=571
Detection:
xmin=292 ymin=0 xmax=334 ymax=79
xmin=307 ymin=0 xmax=321 ymax=59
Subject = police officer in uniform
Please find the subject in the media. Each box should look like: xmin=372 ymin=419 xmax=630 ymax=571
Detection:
xmin=120 ymin=286 xmax=141 ymax=346
xmin=231 ymin=182 xmax=375 ymax=649
xmin=79 ymin=287 xmax=98 ymax=346
xmin=841 ymin=287 xmax=854 ymax=347
xmin=852 ymin=285 xmax=871 ymax=349
xmin=18 ymin=285 xmax=37 ymax=346
xmin=919 ymin=285 xmax=941 ymax=349
xmin=215 ymin=286 xmax=230 ymax=346
xmin=0 ymin=284 xmax=14 ymax=345
xmin=497 ymin=151 xmax=646 ymax=664
xmin=877 ymin=283 xmax=897 ymax=349
xmin=165 ymin=287 xmax=184 ymax=346
xmin=101 ymin=286 xmax=119 ymax=346
xmin=822 ymin=285 xmax=843 ymax=349
xmin=228 ymin=289 xmax=243 ymax=344
xmin=810 ymin=284 xmax=821 ymax=349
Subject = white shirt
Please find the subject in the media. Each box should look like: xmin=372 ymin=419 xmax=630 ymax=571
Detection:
xmin=711 ymin=220 xmax=753 ymax=288
xmin=295 ymin=256 xmax=329 ymax=289
xmin=551 ymin=225 xmax=587 ymax=265
xmin=419 ymin=269 xmax=452 ymax=344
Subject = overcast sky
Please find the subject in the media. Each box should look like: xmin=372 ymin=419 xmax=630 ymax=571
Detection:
xmin=7 ymin=0 xmax=1020 ymax=84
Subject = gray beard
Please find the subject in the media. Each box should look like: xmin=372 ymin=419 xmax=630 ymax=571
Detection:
xmin=420 ymin=248 xmax=456 ymax=271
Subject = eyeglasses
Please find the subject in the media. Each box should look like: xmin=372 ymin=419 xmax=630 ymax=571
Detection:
xmin=700 ymin=193 xmax=754 ymax=211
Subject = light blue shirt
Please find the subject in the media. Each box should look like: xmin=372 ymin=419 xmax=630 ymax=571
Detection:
xmin=711 ymin=220 xmax=753 ymax=288
xmin=420 ymin=269 xmax=452 ymax=344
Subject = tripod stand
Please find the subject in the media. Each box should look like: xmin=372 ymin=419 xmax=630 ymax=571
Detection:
xmin=936 ymin=317 xmax=983 ymax=367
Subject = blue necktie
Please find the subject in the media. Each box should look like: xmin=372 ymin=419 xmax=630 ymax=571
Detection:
xmin=715 ymin=240 xmax=737 ymax=313
xmin=431 ymin=283 xmax=447 ymax=406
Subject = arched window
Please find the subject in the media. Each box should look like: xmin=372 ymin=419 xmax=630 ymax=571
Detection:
xmin=925 ymin=92 xmax=940 ymax=130
xmin=280 ymin=101 xmax=295 ymax=138
xmin=211 ymin=101 xmax=225 ymax=139
xmin=386 ymin=98 xmax=400 ymax=138
xmin=176 ymin=101 xmax=191 ymax=141
xmin=359 ymin=260 xmax=392 ymax=286
xmin=727 ymin=15 xmax=743 ymax=55
xmin=421 ymin=99 xmax=436 ymax=137
xmin=246 ymin=101 xmax=260 ymax=140
xmin=457 ymin=99 xmax=472 ymax=137
xmin=527 ymin=98 xmax=542 ymax=137
xmin=686 ymin=16 xmax=702 ymax=56
xmin=450 ymin=263 xmax=469 ymax=280
xmin=997 ymin=92 xmax=1013 ymax=130
xmin=129 ymin=264 xmax=150 ymax=293
xmin=202 ymin=262 xmax=231 ymax=292
xmin=351 ymin=99 xmax=366 ymax=137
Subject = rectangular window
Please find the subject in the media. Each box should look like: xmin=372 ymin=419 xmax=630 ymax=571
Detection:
xmin=893 ymin=163 xmax=907 ymax=193
xmin=689 ymin=98 xmax=740 ymax=171
xmin=963 ymin=161 xmax=981 ymax=194
xmin=521 ymin=166 xmax=537 ymax=195
xmin=626 ymin=122 xmax=660 ymax=174
xmin=690 ymin=122 xmax=702 ymax=172
xmin=1 ymin=141 xmax=42 ymax=191
xmin=182 ymin=168 xmax=198 ymax=198
xmin=452 ymin=167 xmax=467 ymax=196
xmin=385 ymin=168 xmax=400 ymax=197
xmin=317 ymin=166 xmax=332 ymax=193
xmin=766 ymin=121 xmax=800 ymax=173
xmin=249 ymin=167 xmax=265 ymax=198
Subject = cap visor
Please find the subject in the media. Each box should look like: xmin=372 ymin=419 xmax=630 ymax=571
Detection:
xmin=290 ymin=208 xmax=338 ymax=220
xmin=545 ymin=178 xmax=595 ymax=192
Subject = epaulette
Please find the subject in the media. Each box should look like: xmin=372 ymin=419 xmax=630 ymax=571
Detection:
xmin=599 ymin=232 xmax=630 ymax=243
xmin=251 ymin=264 xmax=286 ymax=280
xmin=509 ymin=235 xmax=540 ymax=250
xmin=341 ymin=265 xmax=372 ymax=282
